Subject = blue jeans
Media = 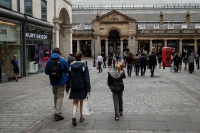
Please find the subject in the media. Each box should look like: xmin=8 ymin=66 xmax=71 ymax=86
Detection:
xmin=127 ymin=64 xmax=132 ymax=76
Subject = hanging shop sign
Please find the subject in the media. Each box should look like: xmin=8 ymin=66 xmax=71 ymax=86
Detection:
xmin=26 ymin=33 xmax=48 ymax=40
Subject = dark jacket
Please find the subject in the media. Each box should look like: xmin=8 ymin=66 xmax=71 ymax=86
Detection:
xmin=45 ymin=53 xmax=69 ymax=86
xmin=179 ymin=55 xmax=183 ymax=63
xmin=134 ymin=56 xmax=140 ymax=65
xmin=126 ymin=56 xmax=134 ymax=64
xmin=148 ymin=54 xmax=157 ymax=66
xmin=68 ymin=57 xmax=75 ymax=65
xmin=173 ymin=55 xmax=179 ymax=64
xmin=107 ymin=70 xmax=126 ymax=93
xmin=66 ymin=61 xmax=91 ymax=92
xmin=107 ymin=58 xmax=112 ymax=66
xmin=158 ymin=56 xmax=162 ymax=63
xmin=139 ymin=56 xmax=147 ymax=66
xmin=103 ymin=56 xmax=106 ymax=62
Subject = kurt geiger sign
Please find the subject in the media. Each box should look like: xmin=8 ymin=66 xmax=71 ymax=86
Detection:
xmin=26 ymin=33 xmax=48 ymax=40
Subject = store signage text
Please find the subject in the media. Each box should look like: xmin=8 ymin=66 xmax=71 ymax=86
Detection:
xmin=26 ymin=33 xmax=48 ymax=40
xmin=0 ymin=29 xmax=6 ymax=34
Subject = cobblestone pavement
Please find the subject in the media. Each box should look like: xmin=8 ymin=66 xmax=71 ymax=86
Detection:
xmin=0 ymin=58 xmax=200 ymax=133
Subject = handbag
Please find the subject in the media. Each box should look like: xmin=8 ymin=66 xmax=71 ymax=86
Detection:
xmin=82 ymin=96 xmax=93 ymax=115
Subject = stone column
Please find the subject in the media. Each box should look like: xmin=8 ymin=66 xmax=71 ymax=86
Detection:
xmin=179 ymin=39 xmax=182 ymax=54
xmin=77 ymin=40 xmax=80 ymax=52
xmin=105 ymin=39 xmax=108 ymax=56
xmin=194 ymin=39 xmax=197 ymax=52
xmin=54 ymin=24 xmax=60 ymax=48
xmin=61 ymin=24 xmax=73 ymax=58
xmin=95 ymin=36 xmax=101 ymax=58
xmin=164 ymin=39 xmax=167 ymax=47
xmin=128 ymin=36 xmax=135 ymax=54
xmin=53 ymin=18 xmax=63 ymax=48
xmin=120 ymin=39 xmax=123 ymax=56
xmin=150 ymin=40 xmax=153 ymax=53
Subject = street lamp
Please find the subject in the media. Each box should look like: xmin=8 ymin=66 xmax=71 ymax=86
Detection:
xmin=93 ymin=36 xmax=97 ymax=67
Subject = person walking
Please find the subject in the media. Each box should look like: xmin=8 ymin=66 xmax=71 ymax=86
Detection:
xmin=148 ymin=52 xmax=157 ymax=77
xmin=107 ymin=62 xmax=126 ymax=121
xmin=45 ymin=47 xmax=69 ymax=121
xmin=123 ymin=52 xmax=127 ymax=67
xmin=107 ymin=55 xmax=113 ymax=71
xmin=134 ymin=54 xmax=140 ymax=76
xmin=173 ymin=53 xmax=179 ymax=72
xmin=139 ymin=53 xmax=147 ymax=76
xmin=126 ymin=53 xmax=134 ymax=77
xmin=183 ymin=56 xmax=188 ymax=71
xmin=113 ymin=54 xmax=116 ymax=68
xmin=97 ymin=54 xmax=103 ymax=73
xmin=179 ymin=54 xmax=183 ymax=71
xmin=66 ymin=51 xmax=91 ymax=126
xmin=195 ymin=53 xmax=199 ymax=69
xmin=10 ymin=55 xmax=19 ymax=82
xmin=68 ymin=54 xmax=75 ymax=65
xmin=157 ymin=55 xmax=162 ymax=69
xmin=103 ymin=56 xmax=107 ymax=68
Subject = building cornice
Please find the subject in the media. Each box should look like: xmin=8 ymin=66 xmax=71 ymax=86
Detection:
xmin=63 ymin=0 xmax=73 ymax=6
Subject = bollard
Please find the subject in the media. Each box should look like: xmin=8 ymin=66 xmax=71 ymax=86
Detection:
xmin=85 ymin=61 xmax=87 ymax=66
xmin=163 ymin=61 xmax=165 ymax=69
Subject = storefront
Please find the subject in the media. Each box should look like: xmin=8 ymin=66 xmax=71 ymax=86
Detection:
xmin=0 ymin=19 xmax=22 ymax=83
xmin=25 ymin=25 xmax=52 ymax=74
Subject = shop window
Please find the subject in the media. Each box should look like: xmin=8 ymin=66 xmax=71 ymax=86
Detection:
xmin=181 ymin=24 xmax=187 ymax=29
xmin=138 ymin=24 xmax=145 ymax=30
xmin=25 ymin=0 xmax=32 ymax=15
xmin=41 ymin=0 xmax=47 ymax=20
xmin=153 ymin=24 xmax=159 ymax=29
xmin=0 ymin=21 xmax=22 ymax=79
xmin=0 ymin=0 xmax=11 ymax=8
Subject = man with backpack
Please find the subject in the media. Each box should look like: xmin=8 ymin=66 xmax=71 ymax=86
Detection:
xmin=139 ymin=53 xmax=147 ymax=76
xmin=45 ymin=47 xmax=69 ymax=121
xmin=173 ymin=53 xmax=179 ymax=72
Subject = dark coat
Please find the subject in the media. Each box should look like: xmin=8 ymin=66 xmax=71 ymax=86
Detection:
xmin=107 ymin=70 xmax=126 ymax=93
xmin=148 ymin=54 xmax=157 ymax=67
xmin=66 ymin=61 xmax=91 ymax=92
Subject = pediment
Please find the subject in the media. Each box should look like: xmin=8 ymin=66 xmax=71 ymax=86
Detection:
xmin=93 ymin=10 xmax=136 ymax=22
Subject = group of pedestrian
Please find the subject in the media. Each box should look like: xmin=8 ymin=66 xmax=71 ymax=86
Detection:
xmin=45 ymin=48 xmax=91 ymax=127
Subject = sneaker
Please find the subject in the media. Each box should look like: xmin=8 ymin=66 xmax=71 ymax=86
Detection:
xmin=79 ymin=116 xmax=85 ymax=122
xmin=115 ymin=116 xmax=119 ymax=121
xmin=55 ymin=114 xmax=64 ymax=121
xmin=16 ymin=79 xmax=18 ymax=82
xmin=72 ymin=118 xmax=77 ymax=126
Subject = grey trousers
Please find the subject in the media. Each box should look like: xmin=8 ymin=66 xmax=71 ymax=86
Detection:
xmin=52 ymin=85 xmax=64 ymax=114
xmin=112 ymin=92 xmax=123 ymax=116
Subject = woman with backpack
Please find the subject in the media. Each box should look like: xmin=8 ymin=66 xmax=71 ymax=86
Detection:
xmin=107 ymin=62 xmax=126 ymax=121
xmin=66 ymin=51 xmax=91 ymax=126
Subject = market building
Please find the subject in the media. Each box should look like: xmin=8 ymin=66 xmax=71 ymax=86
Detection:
xmin=71 ymin=0 xmax=200 ymax=58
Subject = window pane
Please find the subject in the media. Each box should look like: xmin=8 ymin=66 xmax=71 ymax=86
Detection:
xmin=25 ymin=0 xmax=32 ymax=15
xmin=0 ymin=0 xmax=11 ymax=8
xmin=41 ymin=0 xmax=47 ymax=20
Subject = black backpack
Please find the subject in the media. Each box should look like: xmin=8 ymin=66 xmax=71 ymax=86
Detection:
xmin=140 ymin=57 xmax=147 ymax=66
xmin=49 ymin=58 xmax=62 ymax=82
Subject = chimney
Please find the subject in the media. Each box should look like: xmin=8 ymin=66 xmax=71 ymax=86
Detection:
xmin=159 ymin=12 xmax=163 ymax=25
xmin=186 ymin=11 xmax=190 ymax=25
xmin=96 ymin=13 xmax=100 ymax=19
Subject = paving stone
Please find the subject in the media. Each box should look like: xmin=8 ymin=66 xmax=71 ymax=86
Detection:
xmin=60 ymin=120 xmax=95 ymax=130
xmin=187 ymin=115 xmax=200 ymax=122
xmin=130 ymin=121 xmax=168 ymax=131
xmin=166 ymin=122 xmax=200 ymax=132
xmin=93 ymin=121 xmax=129 ymax=130
xmin=152 ymin=114 xmax=191 ymax=122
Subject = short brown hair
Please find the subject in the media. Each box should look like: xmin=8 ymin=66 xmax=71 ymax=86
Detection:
xmin=52 ymin=47 xmax=60 ymax=54
xmin=74 ymin=51 xmax=83 ymax=61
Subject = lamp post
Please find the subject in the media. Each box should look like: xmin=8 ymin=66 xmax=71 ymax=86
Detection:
xmin=93 ymin=36 xmax=97 ymax=67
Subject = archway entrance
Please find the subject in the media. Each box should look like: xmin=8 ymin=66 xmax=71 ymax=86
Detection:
xmin=107 ymin=30 xmax=121 ymax=56
xmin=54 ymin=7 xmax=71 ymax=58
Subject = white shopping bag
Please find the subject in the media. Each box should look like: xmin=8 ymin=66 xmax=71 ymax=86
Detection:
xmin=83 ymin=96 xmax=93 ymax=115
